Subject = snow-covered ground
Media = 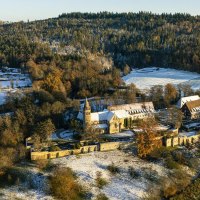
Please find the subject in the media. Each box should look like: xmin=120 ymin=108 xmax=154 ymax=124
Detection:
xmin=51 ymin=129 xmax=76 ymax=140
xmin=123 ymin=67 xmax=200 ymax=91
xmin=0 ymin=69 xmax=32 ymax=105
xmin=103 ymin=130 xmax=134 ymax=139
xmin=0 ymin=187 xmax=54 ymax=200
xmin=53 ymin=150 xmax=168 ymax=200
xmin=0 ymin=79 xmax=32 ymax=89
xmin=133 ymin=124 xmax=170 ymax=133
xmin=0 ymin=167 xmax=53 ymax=200
xmin=0 ymin=92 xmax=7 ymax=105
xmin=1 ymin=149 xmax=198 ymax=200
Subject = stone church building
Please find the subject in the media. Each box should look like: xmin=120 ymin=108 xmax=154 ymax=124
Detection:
xmin=77 ymin=99 xmax=155 ymax=134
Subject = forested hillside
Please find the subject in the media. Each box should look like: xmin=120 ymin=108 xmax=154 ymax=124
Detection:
xmin=0 ymin=12 xmax=200 ymax=72
xmin=0 ymin=12 xmax=199 ymax=98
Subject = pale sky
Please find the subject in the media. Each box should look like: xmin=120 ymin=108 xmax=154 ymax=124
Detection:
xmin=0 ymin=0 xmax=199 ymax=22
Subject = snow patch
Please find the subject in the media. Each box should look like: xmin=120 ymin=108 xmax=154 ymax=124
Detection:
xmin=123 ymin=67 xmax=200 ymax=91
xmin=52 ymin=150 xmax=168 ymax=200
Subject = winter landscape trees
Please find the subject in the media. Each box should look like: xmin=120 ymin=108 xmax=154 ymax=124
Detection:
xmin=0 ymin=11 xmax=199 ymax=200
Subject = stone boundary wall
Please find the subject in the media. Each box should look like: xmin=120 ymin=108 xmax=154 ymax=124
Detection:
xmin=31 ymin=142 xmax=120 ymax=161
xmin=100 ymin=142 xmax=120 ymax=151
xmin=165 ymin=134 xmax=200 ymax=147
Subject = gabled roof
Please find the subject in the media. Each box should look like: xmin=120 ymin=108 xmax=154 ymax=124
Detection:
xmin=106 ymin=110 xmax=130 ymax=121
xmin=107 ymin=112 xmax=115 ymax=121
xmin=112 ymin=110 xmax=130 ymax=119
xmin=91 ymin=109 xmax=135 ymax=122
xmin=108 ymin=102 xmax=154 ymax=112
xmin=91 ymin=111 xmax=109 ymax=121
xmin=185 ymin=99 xmax=200 ymax=112
xmin=177 ymin=95 xmax=200 ymax=108
xmin=77 ymin=111 xmax=83 ymax=120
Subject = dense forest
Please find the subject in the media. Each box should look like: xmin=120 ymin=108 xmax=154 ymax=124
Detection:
xmin=0 ymin=12 xmax=199 ymax=98
xmin=0 ymin=12 xmax=200 ymax=72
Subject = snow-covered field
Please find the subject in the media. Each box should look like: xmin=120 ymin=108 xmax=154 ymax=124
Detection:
xmin=123 ymin=67 xmax=200 ymax=91
xmin=0 ymin=149 xmax=197 ymax=200
xmin=0 ymin=186 xmax=54 ymax=200
xmin=0 ymin=168 xmax=53 ymax=200
xmin=53 ymin=150 xmax=168 ymax=200
xmin=0 ymin=69 xmax=32 ymax=105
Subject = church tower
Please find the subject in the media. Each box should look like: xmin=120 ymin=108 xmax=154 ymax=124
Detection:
xmin=83 ymin=98 xmax=91 ymax=130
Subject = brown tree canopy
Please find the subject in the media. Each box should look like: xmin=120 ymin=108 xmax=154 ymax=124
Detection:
xmin=164 ymin=84 xmax=178 ymax=106
xmin=136 ymin=118 xmax=162 ymax=158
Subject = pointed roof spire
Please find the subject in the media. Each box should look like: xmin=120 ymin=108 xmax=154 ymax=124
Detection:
xmin=84 ymin=97 xmax=90 ymax=110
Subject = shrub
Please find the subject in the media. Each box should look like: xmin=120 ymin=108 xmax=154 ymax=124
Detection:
xmin=75 ymin=143 xmax=81 ymax=149
xmin=107 ymin=163 xmax=119 ymax=175
xmin=149 ymin=147 xmax=171 ymax=160
xmin=33 ymin=159 xmax=49 ymax=170
xmin=49 ymin=145 xmax=61 ymax=152
xmin=33 ymin=159 xmax=57 ymax=171
xmin=0 ymin=192 xmax=4 ymax=197
xmin=73 ymin=134 xmax=82 ymax=140
xmin=163 ymin=184 xmax=177 ymax=198
xmin=44 ymin=161 xmax=57 ymax=172
xmin=129 ymin=167 xmax=141 ymax=179
xmin=169 ymin=170 xmax=191 ymax=191
xmin=170 ymin=178 xmax=200 ymax=200
xmin=96 ymin=193 xmax=109 ymax=200
xmin=96 ymin=171 xmax=108 ymax=189
xmin=0 ymin=167 xmax=30 ymax=187
xmin=165 ymin=157 xmax=180 ymax=169
xmin=187 ymin=158 xmax=200 ymax=170
xmin=172 ymin=151 xmax=186 ymax=165
xmin=142 ymin=188 xmax=161 ymax=200
xmin=49 ymin=167 xmax=86 ymax=200
xmin=143 ymin=169 xmax=159 ymax=183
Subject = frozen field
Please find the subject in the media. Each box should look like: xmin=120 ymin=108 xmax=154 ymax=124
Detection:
xmin=123 ymin=67 xmax=200 ymax=90
xmin=53 ymin=150 xmax=168 ymax=200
